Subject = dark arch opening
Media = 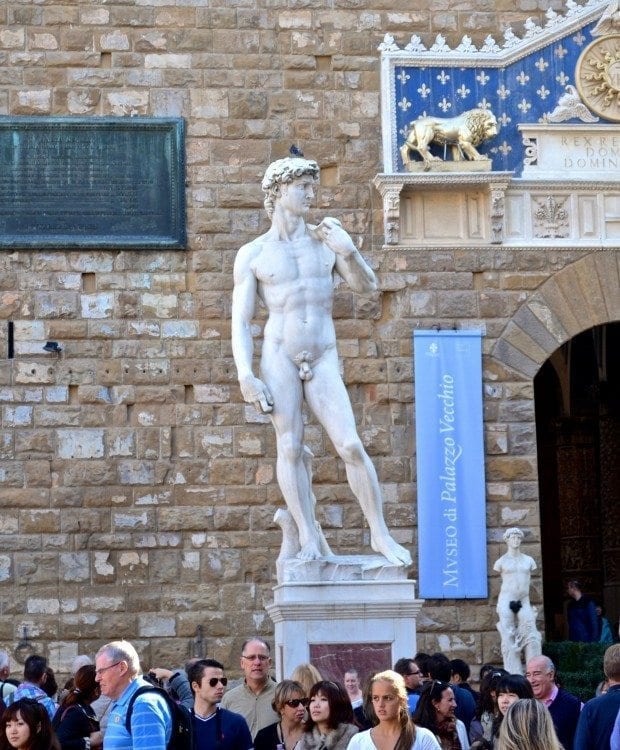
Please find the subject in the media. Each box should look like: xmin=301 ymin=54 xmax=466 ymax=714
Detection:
xmin=534 ymin=322 xmax=620 ymax=641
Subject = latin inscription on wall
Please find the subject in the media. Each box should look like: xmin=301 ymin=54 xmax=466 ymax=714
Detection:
xmin=0 ymin=116 xmax=186 ymax=249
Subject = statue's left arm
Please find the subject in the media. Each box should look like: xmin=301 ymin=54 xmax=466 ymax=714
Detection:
xmin=314 ymin=217 xmax=377 ymax=294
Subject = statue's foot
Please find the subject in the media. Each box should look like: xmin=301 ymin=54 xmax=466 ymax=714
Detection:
xmin=371 ymin=533 xmax=412 ymax=566
xmin=296 ymin=540 xmax=324 ymax=561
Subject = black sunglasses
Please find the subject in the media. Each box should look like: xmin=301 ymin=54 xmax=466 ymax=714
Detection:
xmin=209 ymin=677 xmax=228 ymax=687
xmin=285 ymin=698 xmax=309 ymax=708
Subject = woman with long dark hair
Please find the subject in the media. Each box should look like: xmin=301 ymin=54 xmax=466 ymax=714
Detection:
xmin=347 ymin=670 xmax=440 ymax=750
xmin=51 ymin=666 xmax=102 ymax=750
xmin=412 ymin=680 xmax=470 ymax=749
xmin=0 ymin=698 xmax=60 ymax=750
xmin=469 ymin=670 xmax=507 ymax=747
xmin=297 ymin=681 xmax=358 ymax=750
xmin=492 ymin=675 xmax=534 ymax=742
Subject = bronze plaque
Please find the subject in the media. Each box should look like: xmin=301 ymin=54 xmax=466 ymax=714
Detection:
xmin=0 ymin=116 xmax=186 ymax=249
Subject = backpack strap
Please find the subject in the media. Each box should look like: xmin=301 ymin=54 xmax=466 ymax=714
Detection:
xmin=124 ymin=685 xmax=170 ymax=734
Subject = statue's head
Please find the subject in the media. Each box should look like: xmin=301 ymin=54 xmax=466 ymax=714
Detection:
xmin=503 ymin=527 xmax=524 ymax=544
xmin=262 ymin=157 xmax=319 ymax=219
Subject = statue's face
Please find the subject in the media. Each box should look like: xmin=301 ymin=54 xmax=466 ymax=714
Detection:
xmin=506 ymin=533 xmax=522 ymax=549
xmin=277 ymin=177 xmax=315 ymax=216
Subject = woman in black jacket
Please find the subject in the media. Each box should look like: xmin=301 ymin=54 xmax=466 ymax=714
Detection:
xmin=52 ymin=666 xmax=102 ymax=750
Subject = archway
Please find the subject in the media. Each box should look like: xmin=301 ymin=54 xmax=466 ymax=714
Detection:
xmin=491 ymin=251 xmax=620 ymax=641
xmin=534 ymin=323 xmax=620 ymax=639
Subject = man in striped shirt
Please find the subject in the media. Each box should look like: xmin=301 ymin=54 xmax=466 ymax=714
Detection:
xmin=95 ymin=640 xmax=172 ymax=750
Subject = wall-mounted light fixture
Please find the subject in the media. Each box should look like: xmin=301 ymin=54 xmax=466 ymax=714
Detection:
xmin=43 ymin=341 xmax=62 ymax=353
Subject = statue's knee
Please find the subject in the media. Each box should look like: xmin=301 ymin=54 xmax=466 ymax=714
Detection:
xmin=278 ymin=434 xmax=303 ymax=462
xmin=339 ymin=438 xmax=365 ymax=464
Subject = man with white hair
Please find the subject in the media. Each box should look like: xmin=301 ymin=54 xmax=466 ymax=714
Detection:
xmin=95 ymin=640 xmax=171 ymax=750
xmin=526 ymin=654 xmax=581 ymax=750
xmin=0 ymin=649 xmax=17 ymax=702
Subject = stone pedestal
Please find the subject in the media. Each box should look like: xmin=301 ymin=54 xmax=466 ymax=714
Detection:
xmin=265 ymin=555 xmax=424 ymax=681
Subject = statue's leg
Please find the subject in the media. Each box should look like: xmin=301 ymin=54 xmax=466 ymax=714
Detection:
xmin=497 ymin=613 xmax=522 ymax=674
xmin=262 ymin=354 xmax=323 ymax=560
xmin=519 ymin=605 xmax=542 ymax=661
xmin=305 ymin=352 xmax=412 ymax=566
xmin=302 ymin=446 xmax=332 ymax=556
xmin=400 ymin=142 xmax=411 ymax=167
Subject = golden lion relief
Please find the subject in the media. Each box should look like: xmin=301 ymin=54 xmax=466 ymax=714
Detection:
xmin=400 ymin=108 xmax=499 ymax=170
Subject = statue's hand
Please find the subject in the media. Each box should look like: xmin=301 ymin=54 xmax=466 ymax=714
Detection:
xmin=239 ymin=374 xmax=274 ymax=414
xmin=314 ymin=217 xmax=356 ymax=258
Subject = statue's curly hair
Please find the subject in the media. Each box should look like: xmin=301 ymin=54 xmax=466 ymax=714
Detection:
xmin=261 ymin=157 xmax=319 ymax=218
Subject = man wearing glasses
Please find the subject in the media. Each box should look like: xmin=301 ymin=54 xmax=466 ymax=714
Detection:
xmin=188 ymin=659 xmax=253 ymax=750
xmin=221 ymin=638 xmax=279 ymax=738
xmin=95 ymin=640 xmax=172 ymax=750
xmin=393 ymin=658 xmax=423 ymax=713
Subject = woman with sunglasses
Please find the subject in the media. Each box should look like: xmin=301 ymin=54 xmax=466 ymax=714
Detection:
xmin=412 ymin=681 xmax=470 ymax=749
xmin=0 ymin=698 xmax=60 ymax=750
xmin=254 ymin=680 xmax=308 ymax=750
xmin=52 ymin=665 xmax=103 ymax=750
xmin=347 ymin=670 xmax=440 ymax=750
xmin=297 ymin=681 xmax=358 ymax=750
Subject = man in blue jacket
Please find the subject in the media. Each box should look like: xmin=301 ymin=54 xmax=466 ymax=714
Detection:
xmin=566 ymin=580 xmax=599 ymax=642
xmin=574 ymin=644 xmax=620 ymax=750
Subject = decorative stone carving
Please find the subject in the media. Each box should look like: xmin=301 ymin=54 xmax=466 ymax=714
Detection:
xmin=493 ymin=528 xmax=542 ymax=675
xmin=400 ymin=109 xmax=499 ymax=171
xmin=533 ymin=195 xmax=570 ymax=238
xmin=490 ymin=186 xmax=507 ymax=244
xmin=592 ymin=0 xmax=620 ymax=36
xmin=522 ymin=134 xmax=538 ymax=167
xmin=519 ymin=124 xmax=620 ymax=178
xmin=373 ymin=182 xmax=404 ymax=245
xmin=576 ymin=34 xmax=620 ymax=121
xmin=545 ymin=85 xmax=600 ymax=123
xmin=373 ymin=172 xmax=511 ymax=247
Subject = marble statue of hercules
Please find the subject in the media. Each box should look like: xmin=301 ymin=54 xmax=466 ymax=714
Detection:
xmin=493 ymin=527 xmax=542 ymax=673
xmin=231 ymin=157 xmax=411 ymax=566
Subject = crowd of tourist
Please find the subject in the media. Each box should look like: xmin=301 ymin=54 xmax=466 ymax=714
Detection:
xmin=0 ymin=639 xmax=619 ymax=750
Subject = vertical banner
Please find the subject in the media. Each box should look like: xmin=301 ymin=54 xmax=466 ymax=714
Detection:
xmin=414 ymin=330 xmax=487 ymax=598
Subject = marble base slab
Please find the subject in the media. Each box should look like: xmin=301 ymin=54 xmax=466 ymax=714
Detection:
xmin=266 ymin=562 xmax=423 ymax=680
xmin=277 ymin=554 xmax=408 ymax=584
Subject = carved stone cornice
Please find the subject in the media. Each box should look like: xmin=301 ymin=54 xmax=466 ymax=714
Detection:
xmin=374 ymin=172 xmax=512 ymax=246
xmin=378 ymin=0 xmax=607 ymax=66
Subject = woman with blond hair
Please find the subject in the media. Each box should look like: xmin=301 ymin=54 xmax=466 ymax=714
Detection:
xmin=291 ymin=665 xmax=323 ymax=698
xmin=347 ymin=670 xmax=440 ymax=750
xmin=254 ymin=680 xmax=308 ymax=750
xmin=496 ymin=699 xmax=563 ymax=750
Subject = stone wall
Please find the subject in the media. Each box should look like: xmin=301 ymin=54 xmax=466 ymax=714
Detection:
xmin=0 ymin=0 xmax=574 ymax=678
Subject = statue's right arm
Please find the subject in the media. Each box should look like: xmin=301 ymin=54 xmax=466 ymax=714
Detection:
xmin=231 ymin=245 xmax=274 ymax=414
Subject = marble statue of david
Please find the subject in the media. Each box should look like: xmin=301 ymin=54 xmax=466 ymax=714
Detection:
xmin=231 ymin=157 xmax=411 ymax=567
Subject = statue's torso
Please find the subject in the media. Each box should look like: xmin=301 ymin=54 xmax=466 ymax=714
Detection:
xmin=252 ymin=235 xmax=338 ymax=361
